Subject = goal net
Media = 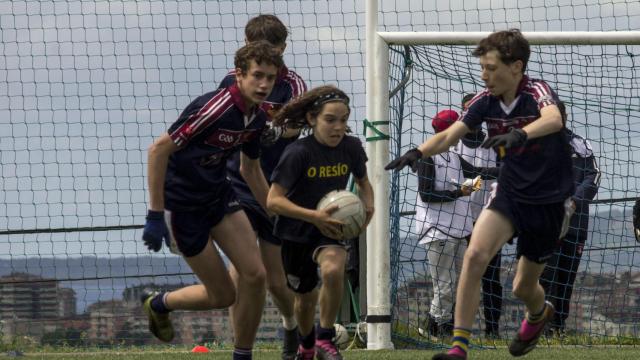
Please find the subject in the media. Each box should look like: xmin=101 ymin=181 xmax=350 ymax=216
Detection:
xmin=388 ymin=40 xmax=640 ymax=346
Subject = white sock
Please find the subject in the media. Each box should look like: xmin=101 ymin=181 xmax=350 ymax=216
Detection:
xmin=282 ymin=315 xmax=298 ymax=330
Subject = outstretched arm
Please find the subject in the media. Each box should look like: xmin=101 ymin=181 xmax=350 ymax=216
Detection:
xmin=385 ymin=121 xmax=470 ymax=171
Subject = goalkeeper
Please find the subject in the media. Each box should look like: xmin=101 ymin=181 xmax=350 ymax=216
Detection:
xmin=386 ymin=29 xmax=574 ymax=360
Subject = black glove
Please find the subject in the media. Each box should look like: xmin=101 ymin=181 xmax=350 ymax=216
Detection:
xmin=481 ymin=128 xmax=528 ymax=150
xmin=260 ymin=123 xmax=286 ymax=146
xmin=142 ymin=210 xmax=170 ymax=252
xmin=384 ymin=148 xmax=422 ymax=172
xmin=633 ymin=199 xmax=640 ymax=242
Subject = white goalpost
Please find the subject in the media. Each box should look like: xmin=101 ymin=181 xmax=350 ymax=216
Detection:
xmin=364 ymin=0 xmax=640 ymax=350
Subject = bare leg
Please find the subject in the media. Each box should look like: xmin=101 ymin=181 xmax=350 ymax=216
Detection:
xmin=316 ymin=246 xmax=347 ymax=329
xmin=454 ymin=209 xmax=514 ymax=331
xmin=214 ymin=211 xmax=267 ymax=350
xmin=296 ymin=290 xmax=319 ymax=336
xmin=164 ymin=240 xmax=236 ymax=310
xmin=261 ymin=239 xmax=295 ymax=319
xmin=512 ymin=256 xmax=547 ymax=314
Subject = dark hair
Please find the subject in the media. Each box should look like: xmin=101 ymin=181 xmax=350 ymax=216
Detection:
xmin=462 ymin=93 xmax=476 ymax=106
xmin=557 ymin=100 xmax=567 ymax=125
xmin=234 ymin=40 xmax=284 ymax=74
xmin=272 ymin=85 xmax=350 ymax=129
xmin=245 ymin=14 xmax=288 ymax=45
xmin=472 ymin=29 xmax=530 ymax=73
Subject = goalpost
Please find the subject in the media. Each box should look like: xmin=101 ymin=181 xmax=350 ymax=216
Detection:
xmin=365 ymin=0 xmax=640 ymax=350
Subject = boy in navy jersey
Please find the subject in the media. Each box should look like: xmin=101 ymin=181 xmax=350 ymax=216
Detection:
xmin=267 ymin=86 xmax=374 ymax=360
xmin=386 ymin=30 xmax=574 ymax=359
xmin=140 ymin=41 xmax=283 ymax=360
xmin=220 ymin=15 xmax=307 ymax=360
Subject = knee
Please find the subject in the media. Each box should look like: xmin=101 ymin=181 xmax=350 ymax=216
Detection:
xmin=215 ymin=289 xmax=236 ymax=308
xmin=320 ymin=262 xmax=344 ymax=287
xmin=464 ymin=247 xmax=492 ymax=270
xmin=240 ymin=264 xmax=267 ymax=288
xmin=266 ymin=278 xmax=289 ymax=297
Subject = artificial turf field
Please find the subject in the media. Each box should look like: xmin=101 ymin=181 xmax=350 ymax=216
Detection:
xmin=12 ymin=348 xmax=640 ymax=360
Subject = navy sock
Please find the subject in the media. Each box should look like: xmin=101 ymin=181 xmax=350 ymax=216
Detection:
xmin=150 ymin=292 xmax=171 ymax=314
xmin=233 ymin=347 xmax=252 ymax=360
xmin=316 ymin=325 xmax=335 ymax=341
xmin=298 ymin=327 xmax=316 ymax=349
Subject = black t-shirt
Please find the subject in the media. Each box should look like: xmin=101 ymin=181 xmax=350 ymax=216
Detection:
xmin=461 ymin=76 xmax=574 ymax=204
xmin=270 ymin=135 xmax=368 ymax=243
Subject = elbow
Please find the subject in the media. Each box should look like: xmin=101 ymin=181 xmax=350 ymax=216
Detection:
xmin=266 ymin=192 xmax=278 ymax=213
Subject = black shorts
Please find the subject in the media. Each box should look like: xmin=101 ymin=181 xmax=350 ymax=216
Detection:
xmin=166 ymin=187 xmax=242 ymax=257
xmin=487 ymin=188 xmax=565 ymax=264
xmin=281 ymin=237 xmax=344 ymax=294
xmin=241 ymin=201 xmax=282 ymax=246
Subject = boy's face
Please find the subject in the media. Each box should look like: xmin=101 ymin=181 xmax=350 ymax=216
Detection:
xmin=236 ymin=60 xmax=279 ymax=108
xmin=479 ymin=49 xmax=522 ymax=98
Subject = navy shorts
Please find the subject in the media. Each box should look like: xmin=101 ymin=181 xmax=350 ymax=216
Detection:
xmin=281 ymin=237 xmax=344 ymax=294
xmin=241 ymin=201 xmax=282 ymax=246
xmin=487 ymin=188 xmax=565 ymax=264
xmin=166 ymin=187 xmax=242 ymax=257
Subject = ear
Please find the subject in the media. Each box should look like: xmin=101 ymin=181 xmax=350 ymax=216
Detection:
xmin=306 ymin=112 xmax=316 ymax=126
xmin=512 ymin=60 xmax=523 ymax=74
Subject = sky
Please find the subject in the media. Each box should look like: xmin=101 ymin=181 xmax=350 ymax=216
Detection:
xmin=0 ymin=0 xmax=639 ymax=261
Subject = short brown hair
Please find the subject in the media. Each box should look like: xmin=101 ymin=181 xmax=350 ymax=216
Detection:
xmin=245 ymin=14 xmax=288 ymax=46
xmin=472 ymin=29 xmax=530 ymax=73
xmin=234 ymin=40 xmax=284 ymax=74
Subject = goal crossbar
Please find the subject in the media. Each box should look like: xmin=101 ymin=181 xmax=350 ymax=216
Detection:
xmin=378 ymin=31 xmax=640 ymax=45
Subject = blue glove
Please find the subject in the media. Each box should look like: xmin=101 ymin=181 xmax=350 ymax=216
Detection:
xmin=142 ymin=210 xmax=170 ymax=252
xmin=481 ymin=128 xmax=528 ymax=150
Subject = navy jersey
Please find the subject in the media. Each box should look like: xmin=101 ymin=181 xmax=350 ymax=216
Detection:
xmin=164 ymin=83 xmax=265 ymax=211
xmin=222 ymin=66 xmax=307 ymax=205
xmin=461 ymin=76 xmax=574 ymax=204
xmin=270 ymin=135 xmax=368 ymax=243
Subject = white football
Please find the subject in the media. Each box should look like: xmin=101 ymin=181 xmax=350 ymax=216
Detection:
xmin=316 ymin=190 xmax=366 ymax=241
xmin=333 ymin=323 xmax=350 ymax=350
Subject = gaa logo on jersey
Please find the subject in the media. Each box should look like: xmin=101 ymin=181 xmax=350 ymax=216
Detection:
xmin=205 ymin=129 xmax=244 ymax=148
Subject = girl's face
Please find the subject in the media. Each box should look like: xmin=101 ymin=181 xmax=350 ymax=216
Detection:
xmin=307 ymin=101 xmax=350 ymax=147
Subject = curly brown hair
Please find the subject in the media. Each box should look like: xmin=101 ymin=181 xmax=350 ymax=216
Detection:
xmin=245 ymin=14 xmax=288 ymax=46
xmin=234 ymin=40 xmax=284 ymax=75
xmin=472 ymin=29 xmax=530 ymax=73
xmin=272 ymin=85 xmax=350 ymax=129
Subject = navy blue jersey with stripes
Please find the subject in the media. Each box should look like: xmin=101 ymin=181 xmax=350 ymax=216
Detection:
xmin=270 ymin=135 xmax=368 ymax=243
xmin=164 ymin=83 xmax=266 ymax=211
xmin=461 ymin=76 xmax=574 ymax=204
xmin=221 ymin=66 xmax=307 ymax=205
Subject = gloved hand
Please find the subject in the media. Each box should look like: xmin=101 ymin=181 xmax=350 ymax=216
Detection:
xmin=481 ymin=128 xmax=528 ymax=150
xmin=260 ymin=123 xmax=287 ymax=146
xmin=142 ymin=210 xmax=170 ymax=252
xmin=633 ymin=199 xmax=640 ymax=242
xmin=384 ymin=148 xmax=422 ymax=172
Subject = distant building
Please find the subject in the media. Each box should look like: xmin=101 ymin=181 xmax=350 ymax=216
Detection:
xmin=0 ymin=272 xmax=76 ymax=320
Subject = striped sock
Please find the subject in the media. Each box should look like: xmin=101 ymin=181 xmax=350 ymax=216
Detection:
xmin=233 ymin=347 xmax=252 ymax=360
xmin=449 ymin=327 xmax=471 ymax=358
xmin=527 ymin=303 xmax=547 ymax=323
